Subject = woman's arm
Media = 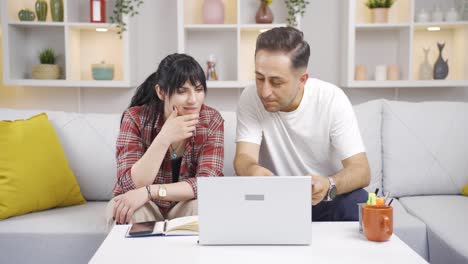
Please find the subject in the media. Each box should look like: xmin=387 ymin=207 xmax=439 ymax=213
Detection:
xmin=130 ymin=109 xmax=199 ymax=188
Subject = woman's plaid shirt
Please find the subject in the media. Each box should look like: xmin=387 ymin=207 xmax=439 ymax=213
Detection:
xmin=113 ymin=104 xmax=224 ymax=213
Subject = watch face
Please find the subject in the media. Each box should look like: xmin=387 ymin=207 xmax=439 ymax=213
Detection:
xmin=329 ymin=186 xmax=337 ymax=199
xmin=159 ymin=187 xmax=167 ymax=197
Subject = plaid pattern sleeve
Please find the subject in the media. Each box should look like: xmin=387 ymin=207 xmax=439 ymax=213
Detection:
xmin=182 ymin=107 xmax=224 ymax=197
xmin=113 ymin=109 xmax=145 ymax=195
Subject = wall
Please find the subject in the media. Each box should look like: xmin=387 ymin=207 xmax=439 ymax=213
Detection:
xmin=1 ymin=0 xmax=468 ymax=114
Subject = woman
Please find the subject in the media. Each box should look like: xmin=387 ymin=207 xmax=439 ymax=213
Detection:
xmin=106 ymin=53 xmax=224 ymax=227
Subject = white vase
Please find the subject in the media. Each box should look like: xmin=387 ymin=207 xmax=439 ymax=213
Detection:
xmin=431 ymin=6 xmax=444 ymax=22
xmin=445 ymin=7 xmax=459 ymax=21
xmin=419 ymin=48 xmax=433 ymax=80
xmin=416 ymin=8 xmax=430 ymax=22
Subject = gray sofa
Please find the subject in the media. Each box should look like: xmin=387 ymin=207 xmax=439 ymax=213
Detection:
xmin=0 ymin=99 xmax=467 ymax=263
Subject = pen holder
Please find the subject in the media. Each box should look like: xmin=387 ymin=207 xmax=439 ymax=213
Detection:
xmin=362 ymin=205 xmax=393 ymax=242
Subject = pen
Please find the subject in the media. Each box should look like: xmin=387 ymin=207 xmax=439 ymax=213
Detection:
xmin=387 ymin=198 xmax=394 ymax=206
xmin=384 ymin=191 xmax=390 ymax=203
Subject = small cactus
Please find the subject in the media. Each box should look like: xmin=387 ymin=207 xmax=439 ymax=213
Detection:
xmin=38 ymin=48 xmax=56 ymax=64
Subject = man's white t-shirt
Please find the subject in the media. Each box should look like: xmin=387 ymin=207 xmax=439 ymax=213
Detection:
xmin=236 ymin=78 xmax=365 ymax=177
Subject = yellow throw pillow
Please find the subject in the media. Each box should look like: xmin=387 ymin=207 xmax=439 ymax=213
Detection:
xmin=0 ymin=113 xmax=86 ymax=220
xmin=462 ymin=183 xmax=468 ymax=196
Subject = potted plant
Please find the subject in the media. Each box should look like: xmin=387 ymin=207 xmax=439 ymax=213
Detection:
xmin=365 ymin=0 xmax=395 ymax=23
xmin=284 ymin=0 xmax=309 ymax=28
xmin=32 ymin=48 xmax=60 ymax=79
xmin=110 ymin=0 xmax=144 ymax=38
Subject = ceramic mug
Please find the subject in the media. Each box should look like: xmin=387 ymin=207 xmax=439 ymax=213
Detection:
xmin=362 ymin=205 xmax=393 ymax=242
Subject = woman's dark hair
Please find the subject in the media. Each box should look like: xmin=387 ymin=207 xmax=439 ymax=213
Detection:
xmin=255 ymin=27 xmax=310 ymax=70
xmin=122 ymin=53 xmax=207 ymax=136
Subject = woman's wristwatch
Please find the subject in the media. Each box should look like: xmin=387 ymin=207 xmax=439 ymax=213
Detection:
xmin=158 ymin=184 xmax=167 ymax=200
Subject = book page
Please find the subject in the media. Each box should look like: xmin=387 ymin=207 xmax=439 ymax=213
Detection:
xmin=154 ymin=221 xmax=166 ymax=234
xmin=166 ymin=215 xmax=198 ymax=232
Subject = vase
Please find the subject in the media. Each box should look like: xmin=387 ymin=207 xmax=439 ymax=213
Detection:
xmin=202 ymin=0 xmax=225 ymax=24
xmin=371 ymin=8 xmax=389 ymax=23
xmin=255 ymin=1 xmax=273 ymax=24
xmin=51 ymin=0 xmax=64 ymax=22
xmin=35 ymin=0 xmax=48 ymax=22
xmin=18 ymin=9 xmax=36 ymax=21
xmin=431 ymin=5 xmax=443 ymax=22
xmin=419 ymin=48 xmax=432 ymax=80
xmin=433 ymin=43 xmax=449 ymax=80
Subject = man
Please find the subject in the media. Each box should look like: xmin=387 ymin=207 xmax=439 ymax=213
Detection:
xmin=234 ymin=27 xmax=370 ymax=221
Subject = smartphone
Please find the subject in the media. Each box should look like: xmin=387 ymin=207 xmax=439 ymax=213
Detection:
xmin=128 ymin=221 xmax=156 ymax=236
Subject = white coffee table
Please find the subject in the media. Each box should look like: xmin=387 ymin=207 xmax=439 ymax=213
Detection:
xmin=90 ymin=222 xmax=427 ymax=264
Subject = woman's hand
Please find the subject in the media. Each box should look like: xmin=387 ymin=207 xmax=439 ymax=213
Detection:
xmin=113 ymin=187 xmax=149 ymax=224
xmin=159 ymin=107 xmax=199 ymax=145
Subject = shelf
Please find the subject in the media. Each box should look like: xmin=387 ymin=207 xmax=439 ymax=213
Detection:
xmin=348 ymin=80 xmax=468 ymax=88
xmin=8 ymin=21 xmax=65 ymax=27
xmin=342 ymin=0 xmax=468 ymax=88
xmin=67 ymin=23 xmax=118 ymax=31
xmin=207 ymin=80 xmax=251 ymax=89
xmin=1 ymin=0 xmax=134 ymax=88
xmin=184 ymin=24 xmax=237 ymax=31
xmin=240 ymin=23 xmax=287 ymax=31
xmin=178 ymin=0 xmax=289 ymax=85
xmin=68 ymin=26 xmax=124 ymax=82
xmin=414 ymin=21 xmax=468 ymax=30
xmin=185 ymin=30 xmax=237 ymax=81
xmin=6 ymin=79 xmax=131 ymax=88
xmin=356 ymin=23 xmax=411 ymax=30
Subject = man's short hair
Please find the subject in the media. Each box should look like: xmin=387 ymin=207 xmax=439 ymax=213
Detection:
xmin=255 ymin=27 xmax=310 ymax=70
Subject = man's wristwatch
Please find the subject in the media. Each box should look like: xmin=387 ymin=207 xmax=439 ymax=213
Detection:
xmin=158 ymin=184 xmax=167 ymax=200
xmin=324 ymin=177 xmax=337 ymax=202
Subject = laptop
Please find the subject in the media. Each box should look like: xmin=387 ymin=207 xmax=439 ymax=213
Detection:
xmin=198 ymin=176 xmax=312 ymax=245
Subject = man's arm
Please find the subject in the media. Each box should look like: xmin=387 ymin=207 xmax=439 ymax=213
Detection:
xmin=234 ymin=141 xmax=274 ymax=176
xmin=311 ymin=152 xmax=370 ymax=205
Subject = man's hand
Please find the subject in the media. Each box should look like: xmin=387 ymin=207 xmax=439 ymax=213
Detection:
xmin=311 ymin=175 xmax=330 ymax=206
xmin=159 ymin=107 xmax=199 ymax=145
xmin=113 ymin=187 xmax=149 ymax=225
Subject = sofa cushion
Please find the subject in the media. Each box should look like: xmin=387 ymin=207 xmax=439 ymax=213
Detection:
xmin=0 ymin=108 xmax=120 ymax=201
xmin=391 ymin=199 xmax=428 ymax=261
xmin=0 ymin=113 xmax=86 ymax=220
xmin=220 ymin=111 xmax=236 ymax=176
xmin=382 ymin=101 xmax=468 ymax=197
xmin=353 ymin=100 xmax=383 ymax=193
xmin=399 ymin=195 xmax=468 ymax=264
xmin=0 ymin=202 xmax=107 ymax=264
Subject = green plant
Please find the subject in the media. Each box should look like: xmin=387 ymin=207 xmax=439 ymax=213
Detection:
xmin=110 ymin=0 xmax=144 ymax=38
xmin=38 ymin=48 xmax=56 ymax=64
xmin=365 ymin=0 xmax=395 ymax=9
xmin=284 ymin=0 xmax=310 ymax=27
xmin=261 ymin=0 xmax=273 ymax=5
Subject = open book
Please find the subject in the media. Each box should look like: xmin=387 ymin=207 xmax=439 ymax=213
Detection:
xmin=126 ymin=215 xmax=198 ymax=237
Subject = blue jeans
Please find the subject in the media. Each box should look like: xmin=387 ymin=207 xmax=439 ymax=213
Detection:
xmin=312 ymin=188 xmax=368 ymax=221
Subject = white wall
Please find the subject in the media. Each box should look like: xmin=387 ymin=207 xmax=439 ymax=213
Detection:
xmin=1 ymin=0 xmax=468 ymax=114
